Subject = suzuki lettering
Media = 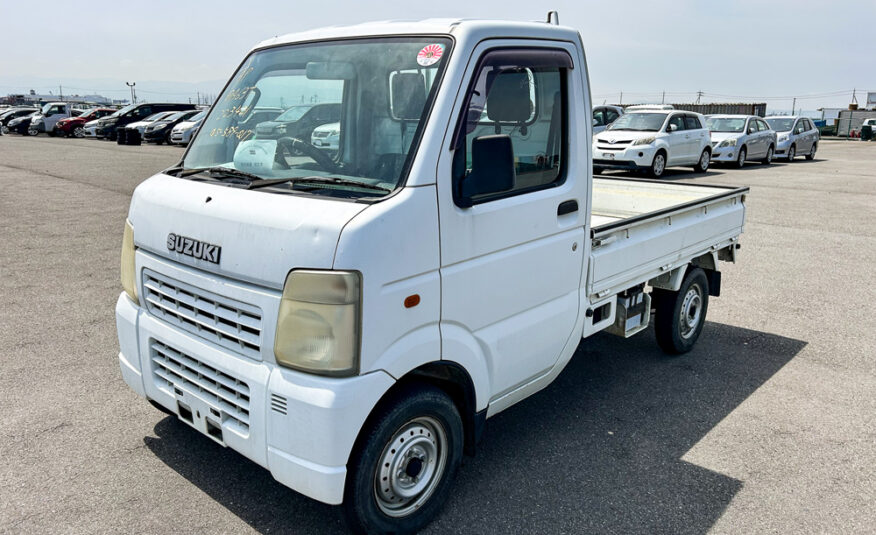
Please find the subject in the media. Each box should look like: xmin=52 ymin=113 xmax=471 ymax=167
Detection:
xmin=166 ymin=233 xmax=221 ymax=264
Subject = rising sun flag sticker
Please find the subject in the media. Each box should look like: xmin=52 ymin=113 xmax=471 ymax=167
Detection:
xmin=417 ymin=44 xmax=444 ymax=66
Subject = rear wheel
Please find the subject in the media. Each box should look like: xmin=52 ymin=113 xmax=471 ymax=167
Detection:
xmin=806 ymin=142 xmax=817 ymax=160
xmin=693 ymin=148 xmax=710 ymax=172
xmin=762 ymin=145 xmax=774 ymax=165
xmin=649 ymin=151 xmax=667 ymax=178
xmin=653 ymin=267 xmax=709 ymax=355
xmin=344 ymin=384 xmax=463 ymax=535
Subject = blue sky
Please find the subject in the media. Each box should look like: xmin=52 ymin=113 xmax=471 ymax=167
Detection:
xmin=1 ymin=0 xmax=873 ymax=111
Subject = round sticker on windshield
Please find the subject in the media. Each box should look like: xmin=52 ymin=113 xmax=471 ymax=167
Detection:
xmin=417 ymin=44 xmax=444 ymax=66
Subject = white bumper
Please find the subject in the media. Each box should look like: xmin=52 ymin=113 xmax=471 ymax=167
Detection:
xmin=710 ymin=144 xmax=739 ymax=161
xmin=593 ymin=144 xmax=657 ymax=169
xmin=115 ymin=258 xmax=394 ymax=505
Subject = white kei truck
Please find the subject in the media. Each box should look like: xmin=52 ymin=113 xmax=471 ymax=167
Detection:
xmin=116 ymin=14 xmax=748 ymax=534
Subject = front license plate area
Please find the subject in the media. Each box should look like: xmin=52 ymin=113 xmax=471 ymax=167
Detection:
xmin=176 ymin=393 xmax=225 ymax=446
xmin=603 ymin=152 xmax=615 ymax=159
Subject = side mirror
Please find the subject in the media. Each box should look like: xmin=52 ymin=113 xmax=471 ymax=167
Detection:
xmin=455 ymin=135 xmax=515 ymax=208
xmin=667 ymin=123 xmax=678 ymax=132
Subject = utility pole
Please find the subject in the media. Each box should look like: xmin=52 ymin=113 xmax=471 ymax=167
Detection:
xmin=662 ymin=91 xmax=665 ymax=104
xmin=791 ymin=97 xmax=796 ymax=115
xmin=59 ymin=84 xmax=63 ymax=101
xmin=197 ymin=91 xmax=200 ymax=106
xmin=619 ymin=90 xmax=623 ymax=105
xmin=696 ymin=90 xmax=703 ymax=104
xmin=126 ymin=82 xmax=136 ymax=104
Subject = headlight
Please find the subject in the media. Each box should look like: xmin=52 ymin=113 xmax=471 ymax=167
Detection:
xmin=274 ymin=270 xmax=361 ymax=377
xmin=152 ymin=124 xmax=166 ymax=130
xmin=631 ymin=136 xmax=656 ymax=146
xmin=120 ymin=220 xmax=138 ymax=303
xmin=778 ymin=134 xmax=789 ymax=142
xmin=718 ymin=138 xmax=737 ymax=148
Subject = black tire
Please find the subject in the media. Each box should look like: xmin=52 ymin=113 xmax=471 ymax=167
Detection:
xmin=653 ymin=267 xmax=709 ymax=355
xmin=649 ymin=150 xmax=667 ymax=178
xmin=787 ymin=144 xmax=796 ymax=161
xmin=693 ymin=148 xmax=710 ymax=173
xmin=344 ymin=383 xmax=463 ymax=535
xmin=735 ymin=146 xmax=747 ymax=168
xmin=762 ymin=144 xmax=774 ymax=165
xmin=805 ymin=142 xmax=816 ymax=160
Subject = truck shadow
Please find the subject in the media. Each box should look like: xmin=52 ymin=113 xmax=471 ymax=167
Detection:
xmin=144 ymin=322 xmax=805 ymax=535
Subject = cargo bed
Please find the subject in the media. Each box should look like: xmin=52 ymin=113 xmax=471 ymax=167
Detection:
xmin=587 ymin=177 xmax=748 ymax=300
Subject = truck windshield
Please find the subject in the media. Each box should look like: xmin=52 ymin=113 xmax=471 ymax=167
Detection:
xmin=705 ymin=117 xmax=746 ymax=133
xmin=183 ymin=37 xmax=452 ymax=198
xmin=607 ymin=112 xmax=667 ymax=132
xmin=765 ymin=118 xmax=794 ymax=132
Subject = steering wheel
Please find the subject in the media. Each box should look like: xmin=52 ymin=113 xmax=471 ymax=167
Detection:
xmin=276 ymin=136 xmax=341 ymax=174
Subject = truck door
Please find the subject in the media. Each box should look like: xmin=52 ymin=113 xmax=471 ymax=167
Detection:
xmin=436 ymin=43 xmax=587 ymax=402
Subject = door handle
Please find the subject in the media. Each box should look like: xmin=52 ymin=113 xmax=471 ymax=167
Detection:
xmin=558 ymin=200 xmax=578 ymax=216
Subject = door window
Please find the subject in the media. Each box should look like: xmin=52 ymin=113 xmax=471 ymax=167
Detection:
xmin=593 ymin=108 xmax=606 ymax=127
xmin=605 ymin=108 xmax=620 ymax=124
xmin=668 ymin=115 xmax=685 ymax=131
xmin=684 ymin=115 xmax=702 ymax=130
xmin=794 ymin=121 xmax=805 ymax=134
xmin=454 ymin=48 xmax=571 ymax=204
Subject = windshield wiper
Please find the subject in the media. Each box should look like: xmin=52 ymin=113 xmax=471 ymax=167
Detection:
xmin=246 ymin=176 xmax=392 ymax=194
xmin=175 ymin=166 xmax=264 ymax=182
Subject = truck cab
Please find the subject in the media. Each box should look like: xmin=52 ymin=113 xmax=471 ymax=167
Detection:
xmin=116 ymin=17 xmax=747 ymax=534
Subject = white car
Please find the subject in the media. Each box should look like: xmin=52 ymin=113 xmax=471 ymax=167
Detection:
xmin=706 ymin=115 xmax=777 ymax=167
xmin=83 ymin=118 xmax=103 ymax=138
xmin=593 ymin=108 xmax=712 ymax=177
xmin=170 ymin=110 xmax=206 ymax=145
xmin=310 ymin=121 xmax=340 ymax=151
xmin=764 ymin=116 xmax=819 ymax=160
xmin=592 ymin=105 xmax=623 ymax=134
xmin=126 ymin=111 xmax=176 ymax=136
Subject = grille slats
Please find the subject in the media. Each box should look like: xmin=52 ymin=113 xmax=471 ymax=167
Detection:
xmin=143 ymin=270 xmax=262 ymax=359
xmin=151 ymin=340 xmax=250 ymax=430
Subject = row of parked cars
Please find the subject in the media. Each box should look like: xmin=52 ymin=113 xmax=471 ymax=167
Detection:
xmin=0 ymin=102 xmax=207 ymax=146
xmin=0 ymin=100 xmax=344 ymax=152
xmin=591 ymin=104 xmax=821 ymax=177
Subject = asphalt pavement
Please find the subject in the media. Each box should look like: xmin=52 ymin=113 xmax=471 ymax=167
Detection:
xmin=0 ymin=135 xmax=873 ymax=534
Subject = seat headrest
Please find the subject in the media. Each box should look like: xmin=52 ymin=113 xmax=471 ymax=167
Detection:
xmin=486 ymin=69 xmax=531 ymax=123
xmin=391 ymin=73 xmax=427 ymax=121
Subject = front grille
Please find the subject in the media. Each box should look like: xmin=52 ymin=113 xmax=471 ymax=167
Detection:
xmin=143 ymin=270 xmax=262 ymax=360
xmin=596 ymin=145 xmax=626 ymax=151
xmin=151 ymin=340 xmax=250 ymax=431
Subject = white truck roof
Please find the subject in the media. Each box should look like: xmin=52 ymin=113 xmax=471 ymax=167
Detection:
xmin=253 ymin=18 xmax=581 ymax=51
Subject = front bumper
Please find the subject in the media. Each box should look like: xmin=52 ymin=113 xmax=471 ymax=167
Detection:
xmin=775 ymin=139 xmax=792 ymax=156
xmin=115 ymin=254 xmax=393 ymax=505
xmin=710 ymin=144 xmax=738 ymax=161
xmin=143 ymin=129 xmax=168 ymax=141
xmin=593 ymin=144 xmax=657 ymax=169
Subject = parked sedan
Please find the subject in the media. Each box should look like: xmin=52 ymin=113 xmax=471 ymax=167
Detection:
xmin=254 ymin=102 xmax=340 ymax=140
xmin=124 ymin=111 xmax=176 ymax=137
xmin=6 ymin=111 xmax=39 ymax=135
xmin=765 ymin=116 xmax=819 ymax=160
xmin=169 ymin=110 xmax=206 ymax=145
xmin=143 ymin=110 xmax=200 ymax=144
xmin=0 ymin=107 xmax=37 ymax=135
xmin=706 ymin=115 xmax=777 ymax=167
xmin=310 ymin=121 xmax=340 ymax=152
xmin=55 ymin=108 xmax=116 ymax=137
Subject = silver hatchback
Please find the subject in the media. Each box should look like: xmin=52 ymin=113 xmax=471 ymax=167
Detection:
xmin=765 ymin=116 xmax=819 ymax=160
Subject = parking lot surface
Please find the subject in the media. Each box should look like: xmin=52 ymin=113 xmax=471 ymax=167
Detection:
xmin=1 ymin=136 xmax=874 ymax=534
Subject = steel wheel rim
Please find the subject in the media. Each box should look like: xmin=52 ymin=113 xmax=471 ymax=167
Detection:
xmin=374 ymin=416 xmax=448 ymax=518
xmin=679 ymin=284 xmax=703 ymax=339
xmin=699 ymin=151 xmax=709 ymax=171
xmin=654 ymin=154 xmax=665 ymax=175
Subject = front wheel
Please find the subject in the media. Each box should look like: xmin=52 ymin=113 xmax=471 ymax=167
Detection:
xmin=787 ymin=144 xmax=796 ymax=161
xmin=27 ymin=127 xmax=38 ymax=136
xmin=344 ymin=384 xmax=463 ymax=535
xmin=694 ymin=148 xmax=710 ymax=173
xmin=649 ymin=151 xmax=667 ymax=178
xmin=652 ymin=267 xmax=709 ymax=355
xmin=735 ymin=146 xmax=747 ymax=168
xmin=762 ymin=145 xmax=774 ymax=165
xmin=805 ymin=143 xmax=817 ymax=160
xmin=73 ymin=126 xmax=85 ymax=138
